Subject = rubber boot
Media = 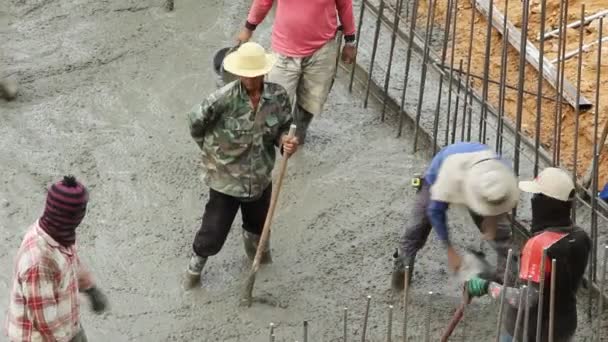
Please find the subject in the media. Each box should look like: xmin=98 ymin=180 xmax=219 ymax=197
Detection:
xmin=182 ymin=255 xmax=207 ymax=290
xmin=295 ymin=106 xmax=314 ymax=145
xmin=391 ymin=249 xmax=415 ymax=291
xmin=243 ymin=231 xmax=272 ymax=264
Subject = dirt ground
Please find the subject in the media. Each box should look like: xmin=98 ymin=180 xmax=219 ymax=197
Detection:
xmin=0 ymin=0 xmax=504 ymax=341
xmin=421 ymin=0 xmax=608 ymax=184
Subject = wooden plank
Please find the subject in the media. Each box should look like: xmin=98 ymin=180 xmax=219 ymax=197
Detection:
xmin=473 ymin=0 xmax=593 ymax=111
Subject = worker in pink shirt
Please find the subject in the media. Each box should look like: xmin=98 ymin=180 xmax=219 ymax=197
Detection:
xmin=238 ymin=0 xmax=357 ymax=144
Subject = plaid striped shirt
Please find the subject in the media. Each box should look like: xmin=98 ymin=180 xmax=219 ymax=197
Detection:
xmin=5 ymin=221 xmax=94 ymax=342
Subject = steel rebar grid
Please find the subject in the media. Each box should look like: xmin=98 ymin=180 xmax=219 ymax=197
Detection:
xmin=534 ymin=0 xmax=548 ymax=176
xmin=361 ymin=295 xmax=371 ymax=342
xmin=535 ymin=250 xmax=547 ymax=341
xmin=555 ymin=0 xmax=570 ymax=165
xmin=513 ymin=0 xmax=530 ymax=179
xmin=386 ymin=305 xmax=393 ymax=342
xmin=592 ymin=17 xmax=604 ymax=285
xmin=402 ymin=266 xmax=411 ymax=342
xmin=512 ymin=286 xmax=527 ymax=340
xmin=552 ymin=0 xmax=567 ymax=166
xmin=381 ymin=0 xmax=404 ymax=121
xmin=424 ymin=291 xmax=433 ymax=342
xmin=412 ymin=0 xmax=438 ymax=152
xmin=523 ymin=276 xmax=533 ymax=342
xmin=495 ymin=249 xmax=513 ymax=342
xmin=343 ymin=307 xmax=348 ymax=342
xmin=364 ymin=0 xmax=385 ymax=108
xmin=495 ymin=0 xmax=510 ymax=153
xmin=572 ymin=4 xmax=585 ymax=225
xmin=431 ymin=0 xmax=455 ymax=154
xmin=597 ymin=245 xmax=608 ymax=342
xmin=479 ymin=0 xmax=494 ymax=142
xmin=460 ymin=5 xmax=476 ymax=137
xmin=453 ymin=60 xmax=464 ymax=143
xmin=444 ymin=0 xmax=459 ymax=147
xmin=349 ymin=2 xmax=366 ymax=93
xmin=397 ymin=0 xmax=420 ymax=137
xmin=549 ymin=259 xmax=557 ymax=342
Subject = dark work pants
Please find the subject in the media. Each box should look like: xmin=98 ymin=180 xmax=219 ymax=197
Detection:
xmin=192 ymin=186 xmax=272 ymax=257
xmin=399 ymin=182 xmax=512 ymax=275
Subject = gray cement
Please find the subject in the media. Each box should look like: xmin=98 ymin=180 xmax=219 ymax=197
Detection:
xmin=0 ymin=0 xmax=603 ymax=340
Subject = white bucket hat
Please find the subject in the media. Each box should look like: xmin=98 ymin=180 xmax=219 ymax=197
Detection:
xmin=518 ymin=167 xmax=574 ymax=201
xmin=463 ymin=159 xmax=520 ymax=216
xmin=222 ymin=42 xmax=276 ymax=78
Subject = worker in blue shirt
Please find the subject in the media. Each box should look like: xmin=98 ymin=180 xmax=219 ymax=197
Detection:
xmin=391 ymin=142 xmax=520 ymax=290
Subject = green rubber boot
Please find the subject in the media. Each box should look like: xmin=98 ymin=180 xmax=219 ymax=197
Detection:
xmin=243 ymin=231 xmax=272 ymax=264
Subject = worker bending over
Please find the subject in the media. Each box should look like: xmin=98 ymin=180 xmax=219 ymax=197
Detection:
xmin=392 ymin=142 xmax=519 ymax=289
xmin=466 ymin=167 xmax=591 ymax=342
xmin=183 ymin=42 xmax=299 ymax=289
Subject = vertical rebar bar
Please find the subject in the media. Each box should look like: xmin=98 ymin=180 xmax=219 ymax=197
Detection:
xmin=461 ymin=5 xmax=476 ymax=131
xmin=523 ymin=276 xmax=533 ymax=342
xmin=466 ymin=76 xmax=474 ymax=142
xmin=495 ymin=249 xmax=513 ymax=342
xmin=444 ymin=0 xmax=459 ymax=146
xmin=479 ymin=0 xmax=494 ymax=143
xmin=424 ymin=291 xmax=433 ymax=342
xmin=303 ymin=321 xmax=308 ymax=342
xmin=451 ymin=60 xmax=463 ymax=143
xmin=361 ymin=295 xmax=371 ymax=342
xmin=597 ymin=245 xmax=608 ymax=342
xmin=549 ymin=259 xmax=557 ymax=342
xmin=572 ymin=4 xmax=585 ymax=225
xmin=555 ymin=0 xmax=570 ymax=165
xmin=534 ymin=0 xmax=547 ymax=176
xmin=592 ymin=17 xmax=604 ymax=283
xmin=552 ymin=0 xmax=566 ymax=166
xmin=343 ymin=307 xmax=348 ymax=342
xmin=432 ymin=0 xmax=454 ymax=154
xmin=535 ymin=250 xmax=547 ymax=342
xmin=269 ymin=322 xmax=275 ymax=342
xmin=349 ymin=1 xmax=366 ymax=93
xmin=513 ymin=0 xmax=530 ymax=179
xmin=382 ymin=0 xmax=404 ymax=121
xmin=397 ymin=0 xmax=420 ymax=137
xmin=270 ymin=334 xmax=275 ymax=342
xmin=164 ymin=0 xmax=174 ymax=11
xmin=495 ymin=0 xmax=510 ymax=153
xmin=412 ymin=0 xmax=437 ymax=152
xmin=386 ymin=305 xmax=393 ymax=342
xmin=364 ymin=0 xmax=385 ymax=108
xmin=512 ymin=286 xmax=527 ymax=341
xmin=402 ymin=266 xmax=411 ymax=342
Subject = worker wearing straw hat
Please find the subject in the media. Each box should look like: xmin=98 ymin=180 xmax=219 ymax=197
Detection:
xmin=392 ymin=142 xmax=519 ymax=290
xmin=466 ymin=167 xmax=591 ymax=342
xmin=183 ymin=42 xmax=299 ymax=289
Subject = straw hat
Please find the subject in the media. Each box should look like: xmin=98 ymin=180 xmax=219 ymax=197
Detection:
xmin=518 ymin=167 xmax=574 ymax=201
xmin=222 ymin=42 xmax=276 ymax=78
xmin=462 ymin=159 xmax=520 ymax=216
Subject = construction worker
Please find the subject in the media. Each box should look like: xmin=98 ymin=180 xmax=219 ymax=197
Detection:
xmin=466 ymin=167 xmax=591 ymax=342
xmin=6 ymin=176 xmax=108 ymax=342
xmin=238 ymin=0 xmax=357 ymax=144
xmin=183 ymin=42 xmax=299 ymax=289
xmin=392 ymin=142 xmax=519 ymax=290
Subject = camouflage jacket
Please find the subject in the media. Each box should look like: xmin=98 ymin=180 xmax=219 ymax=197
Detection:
xmin=188 ymin=81 xmax=293 ymax=199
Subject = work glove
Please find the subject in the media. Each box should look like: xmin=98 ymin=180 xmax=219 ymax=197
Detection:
xmin=466 ymin=276 xmax=489 ymax=297
xmin=83 ymin=286 xmax=108 ymax=314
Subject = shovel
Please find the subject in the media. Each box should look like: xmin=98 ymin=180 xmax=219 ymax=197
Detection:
xmin=440 ymin=285 xmax=472 ymax=342
xmin=240 ymin=124 xmax=297 ymax=307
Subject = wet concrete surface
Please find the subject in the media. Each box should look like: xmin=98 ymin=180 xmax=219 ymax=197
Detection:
xmin=0 ymin=0 xmax=602 ymax=341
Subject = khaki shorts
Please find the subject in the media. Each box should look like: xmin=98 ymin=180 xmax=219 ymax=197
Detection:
xmin=267 ymin=39 xmax=338 ymax=116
